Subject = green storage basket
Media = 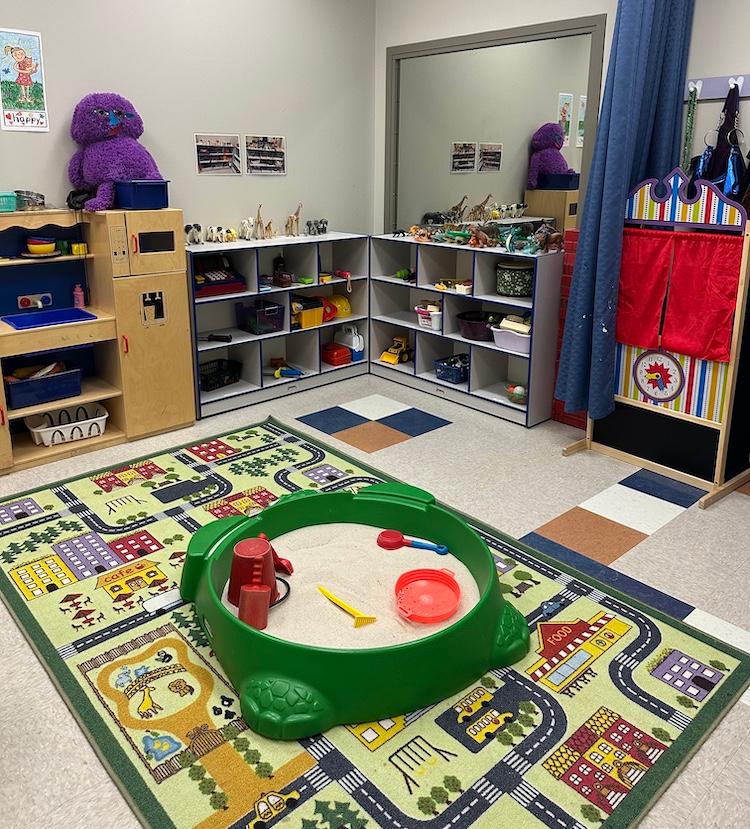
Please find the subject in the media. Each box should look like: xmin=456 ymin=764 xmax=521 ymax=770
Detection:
xmin=0 ymin=192 xmax=17 ymax=212
xmin=496 ymin=261 xmax=533 ymax=297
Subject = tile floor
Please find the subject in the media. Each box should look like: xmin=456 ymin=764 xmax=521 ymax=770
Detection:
xmin=1 ymin=374 xmax=749 ymax=828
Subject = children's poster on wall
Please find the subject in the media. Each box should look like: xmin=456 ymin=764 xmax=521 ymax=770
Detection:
xmin=245 ymin=135 xmax=286 ymax=175
xmin=194 ymin=133 xmax=241 ymax=175
xmin=576 ymin=95 xmax=587 ymax=148
xmin=557 ymin=92 xmax=573 ymax=148
xmin=450 ymin=141 xmax=476 ymax=173
xmin=0 ymin=28 xmax=48 ymax=131
xmin=478 ymin=142 xmax=503 ymax=173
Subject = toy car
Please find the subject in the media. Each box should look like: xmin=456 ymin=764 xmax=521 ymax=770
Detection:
xmin=541 ymin=599 xmax=565 ymax=618
xmin=247 ymin=789 xmax=300 ymax=828
xmin=466 ymin=709 xmax=513 ymax=743
xmin=453 ymin=686 xmax=494 ymax=723
xmin=380 ymin=335 xmax=413 ymax=365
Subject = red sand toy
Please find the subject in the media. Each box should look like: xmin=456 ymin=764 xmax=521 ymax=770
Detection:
xmin=377 ymin=529 xmax=449 ymax=555
xmin=395 ymin=568 xmax=461 ymax=623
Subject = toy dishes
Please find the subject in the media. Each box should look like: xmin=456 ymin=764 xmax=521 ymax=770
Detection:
xmin=377 ymin=529 xmax=448 ymax=555
xmin=26 ymin=236 xmax=56 ymax=255
xmin=395 ymin=568 xmax=461 ymax=624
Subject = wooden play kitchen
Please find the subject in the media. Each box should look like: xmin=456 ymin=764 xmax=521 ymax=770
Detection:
xmin=0 ymin=207 xmax=194 ymax=473
xmin=564 ymin=169 xmax=750 ymax=507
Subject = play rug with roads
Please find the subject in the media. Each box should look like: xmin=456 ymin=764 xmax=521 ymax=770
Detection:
xmin=1 ymin=418 xmax=748 ymax=829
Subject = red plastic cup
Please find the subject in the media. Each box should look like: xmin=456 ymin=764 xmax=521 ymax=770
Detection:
xmin=228 ymin=537 xmax=278 ymax=606
xmin=239 ymin=584 xmax=271 ymax=630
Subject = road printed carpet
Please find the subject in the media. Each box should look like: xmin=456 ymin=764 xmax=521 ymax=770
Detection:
xmin=1 ymin=418 xmax=748 ymax=829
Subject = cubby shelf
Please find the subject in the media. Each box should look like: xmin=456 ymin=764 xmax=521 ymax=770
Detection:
xmin=189 ymin=233 xmax=370 ymax=417
xmin=6 ymin=377 xmax=122 ymax=421
xmin=369 ymin=236 xmax=562 ymax=427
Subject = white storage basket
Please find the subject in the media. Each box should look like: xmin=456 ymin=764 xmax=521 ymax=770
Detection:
xmin=414 ymin=305 xmax=443 ymax=331
xmin=25 ymin=403 xmax=109 ymax=447
xmin=490 ymin=326 xmax=531 ymax=355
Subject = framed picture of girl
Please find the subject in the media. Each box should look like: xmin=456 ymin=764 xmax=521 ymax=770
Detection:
xmin=0 ymin=28 xmax=48 ymax=131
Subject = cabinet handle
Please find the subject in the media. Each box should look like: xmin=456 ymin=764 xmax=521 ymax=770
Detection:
xmin=0 ymin=406 xmax=5 ymax=427
xmin=131 ymin=234 xmax=138 ymax=254
xmin=122 ymin=335 xmax=129 ymax=354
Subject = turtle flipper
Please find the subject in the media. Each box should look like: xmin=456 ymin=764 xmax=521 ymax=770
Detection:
xmin=492 ymin=601 xmax=530 ymax=667
xmin=241 ymin=675 xmax=333 ymax=740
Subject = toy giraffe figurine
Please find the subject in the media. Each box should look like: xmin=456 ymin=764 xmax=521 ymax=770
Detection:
xmin=254 ymin=204 xmax=265 ymax=239
xmin=466 ymin=194 xmax=493 ymax=223
xmin=448 ymin=195 xmax=468 ymax=223
xmin=285 ymin=202 xmax=302 ymax=237
xmin=264 ymin=219 xmax=274 ymax=238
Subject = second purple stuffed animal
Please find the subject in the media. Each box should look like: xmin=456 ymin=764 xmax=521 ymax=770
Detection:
xmin=527 ymin=122 xmax=574 ymax=190
xmin=68 ymin=92 xmax=162 ymax=211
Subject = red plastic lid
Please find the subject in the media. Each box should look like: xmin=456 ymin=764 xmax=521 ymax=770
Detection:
xmin=395 ymin=568 xmax=461 ymax=624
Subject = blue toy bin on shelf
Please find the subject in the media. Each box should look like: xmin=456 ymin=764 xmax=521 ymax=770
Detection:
xmin=536 ymin=173 xmax=580 ymax=190
xmin=115 ymin=180 xmax=170 ymax=209
xmin=5 ymin=367 xmax=82 ymax=409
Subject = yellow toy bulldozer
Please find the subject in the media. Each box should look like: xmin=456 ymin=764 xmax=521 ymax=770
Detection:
xmin=380 ymin=335 xmax=413 ymax=365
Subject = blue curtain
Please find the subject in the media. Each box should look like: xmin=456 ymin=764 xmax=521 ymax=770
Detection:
xmin=555 ymin=0 xmax=695 ymax=419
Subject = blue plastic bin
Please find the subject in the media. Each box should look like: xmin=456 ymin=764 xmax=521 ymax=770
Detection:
xmin=5 ymin=367 xmax=82 ymax=409
xmin=536 ymin=173 xmax=580 ymax=190
xmin=115 ymin=180 xmax=170 ymax=209
xmin=434 ymin=354 xmax=469 ymax=384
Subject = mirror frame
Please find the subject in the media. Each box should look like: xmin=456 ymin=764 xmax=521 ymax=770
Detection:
xmin=384 ymin=15 xmax=607 ymax=231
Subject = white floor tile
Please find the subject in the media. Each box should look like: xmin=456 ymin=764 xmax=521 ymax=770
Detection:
xmin=337 ymin=393 xmax=411 ymax=420
xmin=684 ymin=608 xmax=750 ymax=657
xmin=579 ymin=483 xmax=685 ymax=534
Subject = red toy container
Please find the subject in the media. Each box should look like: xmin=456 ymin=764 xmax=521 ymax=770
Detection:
xmin=239 ymin=584 xmax=272 ymax=630
xmin=228 ymin=537 xmax=278 ymax=605
xmin=395 ymin=568 xmax=461 ymax=623
xmin=321 ymin=342 xmax=352 ymax=366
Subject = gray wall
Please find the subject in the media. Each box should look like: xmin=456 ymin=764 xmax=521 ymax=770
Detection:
xmin=396 ymin=36 xmax=591 ymax=227
xmin=2 ymin=0 xmax=374 ymax=233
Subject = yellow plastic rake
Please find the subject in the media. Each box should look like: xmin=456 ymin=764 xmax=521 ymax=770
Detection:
xmin=318 ymin=586 xmax=377 ymax=628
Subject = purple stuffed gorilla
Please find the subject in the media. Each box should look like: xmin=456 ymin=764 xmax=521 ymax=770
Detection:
xmin=68 ymin=92 xmax=162 ymax=211
xmin=527 ymin=122 xmax=574 ymax=190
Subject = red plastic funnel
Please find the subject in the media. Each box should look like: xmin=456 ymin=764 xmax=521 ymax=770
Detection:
xmin=395 ymin=568 xmax=461 ymax=624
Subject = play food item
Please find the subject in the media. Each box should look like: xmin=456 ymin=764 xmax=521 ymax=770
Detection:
xmin=27 ymin=240 xmax=56 ymax=254
xmin=395 ymin=568 xmax=461 ymax=624
xmin=318 ymin=586 xmax=377 ymax=627
xmin=377 ymin=529 xmax=448 ymax=555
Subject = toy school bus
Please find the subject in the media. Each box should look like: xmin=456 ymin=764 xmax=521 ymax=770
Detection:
xmin=453 ymin=686 xmax=494 ymax=723
xmin=247 ymin=789 xmax=299 ymax=828
xmin=466 ymin=709 xmax=513 ymax=743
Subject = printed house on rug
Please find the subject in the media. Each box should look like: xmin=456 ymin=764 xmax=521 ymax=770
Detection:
xmin=544 ymin=706 xmax=666 ymax=815
xmin=650 ymin=648 xmax=724 ymax=701
xmin=53 ymin=532 xmax=122 ymax=577
xmin=0 ymin=497 xmax=43 ymax=524
xmin=96 ymin=559 xmax=167 ymax=600
xmin=10 ymin=554 xmax=76 ymax=599
xmin=204 ymin=487 xmax=278 ymax=518
xmin=527 ymin=612 xmax=631 ymax=695
xmin=92 ymin=461 xmax=166 ymax=492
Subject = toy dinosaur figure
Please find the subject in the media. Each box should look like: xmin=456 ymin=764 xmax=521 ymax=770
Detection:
xmin=466 ymin=194 xmax=493 ymax=223
xmin=468 ymin=225 xmax=492 ymax=248
xmin=285 ymin=202 xmax=302 ymax=236
xmin=447 ymin=195 xmax=468 ymax=222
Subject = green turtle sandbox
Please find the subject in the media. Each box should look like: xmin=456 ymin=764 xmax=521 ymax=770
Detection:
xmin=180 ymin=483 xmax=530 ymax=740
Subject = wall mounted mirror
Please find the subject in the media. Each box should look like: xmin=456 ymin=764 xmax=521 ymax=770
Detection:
xmin=384 ymin=16 xmax=607 ymax=231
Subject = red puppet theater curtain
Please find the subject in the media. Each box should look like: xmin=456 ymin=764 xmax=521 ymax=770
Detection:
xmin=616 ymin=228 xmax=674 ymax=349
xmin=661 ymin=233 xmax=743 ymax=362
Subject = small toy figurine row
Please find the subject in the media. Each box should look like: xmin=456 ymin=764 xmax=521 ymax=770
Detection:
xmin=305 ymin=218 xmax=328 ymax=235
xmin=402 ymin=221 xmax=563 ymax=254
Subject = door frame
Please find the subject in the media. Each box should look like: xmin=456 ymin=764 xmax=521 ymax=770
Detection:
xmin=383 ymin=15 xmax=608 ymax=231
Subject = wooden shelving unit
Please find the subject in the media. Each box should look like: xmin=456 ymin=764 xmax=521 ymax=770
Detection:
xmin=187 ymin=232 xmax=370 ymax=417
xmin=369 ymin=234 xmax=563 ymax=427
xmin=0 ymin=253 xmax=94 ymax=267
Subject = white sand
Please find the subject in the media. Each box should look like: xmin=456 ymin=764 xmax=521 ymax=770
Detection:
xmin=220 ymin=523 xmax=480 ymax=649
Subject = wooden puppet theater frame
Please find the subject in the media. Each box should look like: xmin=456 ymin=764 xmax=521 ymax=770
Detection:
xmin=565 ymin=169 xmax=750 ymax=508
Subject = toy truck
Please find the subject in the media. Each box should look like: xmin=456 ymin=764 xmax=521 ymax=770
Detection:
xmin=380 ymin=335 xmax=413 ymax=365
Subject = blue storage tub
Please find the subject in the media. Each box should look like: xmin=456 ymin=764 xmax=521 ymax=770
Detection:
xmin=536 ymin=173 xmax=580 ymax=190
xmin=434 ymin=354 xmax=469 ymax=384
xmin=115 ymin=180 xmax=170 ymax=209
xmin=5 ymin=366 xmax=82 ymax=409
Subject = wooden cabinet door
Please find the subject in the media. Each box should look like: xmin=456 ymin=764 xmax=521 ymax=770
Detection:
xmin=114 ymin=272 xmax=195 ymax=438
xmin=0 ymin=380 xmax=12 ymax=470
xmin=124 ymin=209 xmax=185 ymax=275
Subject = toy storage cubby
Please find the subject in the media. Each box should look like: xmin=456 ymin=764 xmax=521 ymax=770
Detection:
xmin=369 ymin=234 xmax=562 ymax=426
xmin=187 ymin=233 xmax=370 ymax=417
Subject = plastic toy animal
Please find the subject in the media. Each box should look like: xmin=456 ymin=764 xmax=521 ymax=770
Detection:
xmin=446 ymin=195 xmax=468 ymax=222
xmin=184 ymin=223 xmax=202 ymax=245
xmin=306 ymin=219 xmax=316 ymax=236
xmin=254 ymin=205 xmax=265 ymax=239
xmin=531 ymin=222 xmax=564 ymax=252
xmin=68 ymin=92 xmax=162 ymax=212
xmin=527 ymin=123 xmax=574 ymax=189
xmin=393 ymin=228 xmax=407 ymax=237
xmin=422 ymin=211 xmax=447 ymax=226
xmin=224 ymin=227 xmax=238 ymax=242
xmin=238 ymin=217 xmax=255 ymax=239
xmin=264 ymin=220 xmax=274 ymax=238
xmin=468 ymin=225 xmax=492 ymax=248
xmin=466 ymin=194 xmax=493 ymax=223
xmin=285 ymin=202 xmax=302 ymax=236
xmin=205 ymin=226 xmax=226 ymax=243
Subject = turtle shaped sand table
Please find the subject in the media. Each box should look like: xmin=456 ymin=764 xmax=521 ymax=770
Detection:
xmin=180 ymin=483 xmax=529 ymax=740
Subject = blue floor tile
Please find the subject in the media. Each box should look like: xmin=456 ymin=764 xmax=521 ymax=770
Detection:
xmin=619 ymin=469 xmax=706 ymax=508
xmin=377 ymin=408 xmax=451 ymax=436
xmin=298 ymin=407 xmax=368 ymax=435
xmin=521 ymin=532 xmax=695 ymax=620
